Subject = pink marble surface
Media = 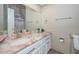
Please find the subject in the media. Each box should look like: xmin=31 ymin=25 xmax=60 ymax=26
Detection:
xmin=0 ymin=35 xmax=7 ymax=42
xmin=0 ymin=32 xmax=49 ymax=54
xmin=0 ymin=38 xmax=33 ymax=54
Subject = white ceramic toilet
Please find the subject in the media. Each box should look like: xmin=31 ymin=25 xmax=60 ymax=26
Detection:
xmin=72 ymin=34 xmax=79 ymax=53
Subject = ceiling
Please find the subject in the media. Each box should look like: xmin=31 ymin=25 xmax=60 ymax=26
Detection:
xmin=38 ymin=4 xmax=47 ymax=7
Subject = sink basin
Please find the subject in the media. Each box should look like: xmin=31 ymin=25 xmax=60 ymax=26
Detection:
xmin=11 ymin=38 xmax=28 ymax=46
xmin=0 ymin=33 xmax=43 ymax=48
xmin=32 ymin=33 xmax=43 ymax=41
xmin=10 ymin=33 xmax=43 ymax=46
xmin=5 ymin=37 xmax=32 ymax=46
xmin=72 ymin=34 xmax=79 ymax=50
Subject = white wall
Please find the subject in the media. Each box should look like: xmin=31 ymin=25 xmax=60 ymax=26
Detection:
xmin=25 ymin=4 xmax=40 ymax=12
xmin=41 ymin=4 xmax=79 ymax=53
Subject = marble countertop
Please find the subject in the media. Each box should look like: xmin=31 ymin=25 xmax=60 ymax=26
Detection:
xmin=0 ymin=32 xmax=49 ymax=54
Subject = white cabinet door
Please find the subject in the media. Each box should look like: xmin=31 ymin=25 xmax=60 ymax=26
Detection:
xmin=46 ymin=38 xmax=51 ymax=52
xmin=41 ymin=35 xmax=51 ymax=54
xmin=30 ymin=47 xmax=41 ymax=54
xmin=46 ymin=40 xmax=50 ymax=53
xmin=40 ymin=43 xmax=47 ymax=54
xmin=7 ymin=8 xmax=14 ymax=34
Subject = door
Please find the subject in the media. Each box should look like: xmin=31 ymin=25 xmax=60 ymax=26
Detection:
xmin=7 ymin=8 xmax=14 ymax=34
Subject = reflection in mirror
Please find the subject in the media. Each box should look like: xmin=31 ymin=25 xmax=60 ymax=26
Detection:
xmin=25 ymin=7 xmax=42 ymax=32
xmin=0 ymin=4 xmax=26 ymax=35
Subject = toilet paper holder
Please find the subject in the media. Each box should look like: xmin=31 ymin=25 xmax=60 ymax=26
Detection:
xmin=59 ymin=37 xmax=64 ymax=43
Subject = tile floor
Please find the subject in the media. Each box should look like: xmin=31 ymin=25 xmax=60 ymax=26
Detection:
xmin=48 ymin=49 xmax=63 ymax=54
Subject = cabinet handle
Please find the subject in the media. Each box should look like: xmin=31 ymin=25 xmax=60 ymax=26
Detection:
xmin=27 ymin=48 xmax=35 ymax=54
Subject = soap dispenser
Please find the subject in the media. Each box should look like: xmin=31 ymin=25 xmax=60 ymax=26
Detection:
xmin=36 ymin=28 xmax=40 ymax=33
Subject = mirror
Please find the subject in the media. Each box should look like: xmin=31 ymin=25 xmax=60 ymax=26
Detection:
xmin=25 ymin=7 xmax=42 ymax=32
xmin=0 ymin=4 xmax=42 ymax=34
xmin=0 ymin=4 xmax=26 ymax=34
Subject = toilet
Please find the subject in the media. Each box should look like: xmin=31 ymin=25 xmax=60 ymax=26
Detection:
xmin=72 ymin=34 xmax=79 ymax=53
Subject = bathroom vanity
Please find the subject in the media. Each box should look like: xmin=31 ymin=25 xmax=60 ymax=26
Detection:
xmin=0 ymin=32 xmax=52 ymax=54
xmin=17 ymin=34 xmax=51 ymax=54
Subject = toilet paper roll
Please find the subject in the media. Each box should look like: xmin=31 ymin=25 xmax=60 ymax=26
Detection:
xmin=59 ymin=39 xmax=64 ymax=43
